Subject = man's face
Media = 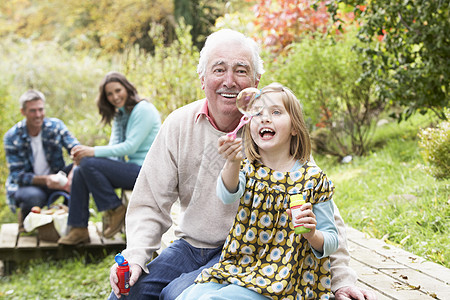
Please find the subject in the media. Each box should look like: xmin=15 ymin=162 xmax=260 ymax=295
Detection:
xmin=201 ymin=42 xmax=260 ymax=120
xmin=21 ymin=99 xmax=45 ymax=133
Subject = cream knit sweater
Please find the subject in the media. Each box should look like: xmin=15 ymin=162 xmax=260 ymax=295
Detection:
xmin=123 ymin=99 xmax=357 ymax=292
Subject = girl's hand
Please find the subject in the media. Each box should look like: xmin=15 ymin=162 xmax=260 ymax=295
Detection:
xmin=218 ymin=135 xmax=243 ymax=163
xmin=287 ymin=203 xmax=324 ymax=252
xmin=287 ymin=202 xmax=317 ymax=238
xmin=71 ymin=145 xmax=94 ymax=164
xmin=218 ymin=135 xmax=243 ymax=193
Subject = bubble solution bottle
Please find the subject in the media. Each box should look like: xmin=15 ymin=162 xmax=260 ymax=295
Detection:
xmin=115 ymin=253 xmax=130 ymax=294
xmin=289 ymin=194 xmax=311 ymax=234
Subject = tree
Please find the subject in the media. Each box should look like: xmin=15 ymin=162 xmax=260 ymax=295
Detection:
xmin=265 ymin=30 xmax=384 ymax=158
xmin=250 ymin=0 xmax=355 ymax=54
xmin=0 ymin=0 xmax=174 ymax=53
xmin=328 ymin=0 xmax=449 ymax=121
xmin=174 ymin=0 xmax=229 ymax=50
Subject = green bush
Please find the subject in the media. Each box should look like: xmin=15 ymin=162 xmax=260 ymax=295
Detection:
xmin=121 ymin=21 xmax=202 ymax=121
xmin=0 ymin=36 xmax=113 ymax=145
xmin=262 ymin=28 xmax=385 ymax=158
xmin=418 ymin=115 xmax=450 ymax=179
xmin=0 ymin=36 xmax=114 ymax=219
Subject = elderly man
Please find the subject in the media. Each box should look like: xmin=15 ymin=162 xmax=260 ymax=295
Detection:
xmin=109 ymin=29 xmax=376 ymax=300
xmin=4 ymin=89 xmax=78 ymax=229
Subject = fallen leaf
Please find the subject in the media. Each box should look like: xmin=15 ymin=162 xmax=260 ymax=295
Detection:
xmin=408 ymin=284 xmax=421 ymax=290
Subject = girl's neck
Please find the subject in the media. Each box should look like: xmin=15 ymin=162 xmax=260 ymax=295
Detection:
xmin=259 ymin=153 xmax=296 ymax=172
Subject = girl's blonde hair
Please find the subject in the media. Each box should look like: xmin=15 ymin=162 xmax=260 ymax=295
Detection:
xmin=243 ymin=82 xmax=311 ymax=164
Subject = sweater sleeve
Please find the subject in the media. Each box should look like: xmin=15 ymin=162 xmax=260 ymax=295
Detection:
xmin=330 ymin=202 xmax=358 ymax=293
xmin=94 ymin=102 xmax=158 ymax=159
xmin=121 ymin=111 xmax=180 ymax=272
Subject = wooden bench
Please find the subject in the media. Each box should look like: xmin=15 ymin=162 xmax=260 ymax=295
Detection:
xmin=0 ymin=222 xmax=126 ymax=275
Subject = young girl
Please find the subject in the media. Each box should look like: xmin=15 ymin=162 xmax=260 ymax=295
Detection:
xmin=177 ymin=82 xmax=338 ymax=299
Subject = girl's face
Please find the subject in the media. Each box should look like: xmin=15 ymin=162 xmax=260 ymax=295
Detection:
xmin=250 ymin=93 xmax=295 ymax=157
xmin=105 ymin=82 xmax=128 ymax=108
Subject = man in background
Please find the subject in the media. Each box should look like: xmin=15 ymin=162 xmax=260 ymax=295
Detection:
xmin=4 ymin=89 xmax=79 ymax=230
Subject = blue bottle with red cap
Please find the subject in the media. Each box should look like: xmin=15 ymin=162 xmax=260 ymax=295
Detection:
xmin=115 ymin=253 xmax=130 ymax=294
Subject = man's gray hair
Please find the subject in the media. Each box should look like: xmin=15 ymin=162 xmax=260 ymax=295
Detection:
xmin=197 ymin=29 xmax=265 ymax=80
xmin=19 ymin=90 xmax=46 ymax=109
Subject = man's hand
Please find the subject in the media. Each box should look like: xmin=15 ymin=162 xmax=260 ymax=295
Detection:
xmin=109 ymin=263 xmax=142 ymax=298
xmin=335 ymin=286 xmax=377 ymax=300
xmin=45 ymin=174 xmax=64 ymax=190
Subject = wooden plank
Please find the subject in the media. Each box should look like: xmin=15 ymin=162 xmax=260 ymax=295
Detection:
xmin=349 ymin=258 xmax=435 ymax=299
xmin=94 ymin=223 xmax=126 ymax=246
xmin=348 ymin=241 xmax=406 ymax=269
xmin=39 ymin=239 xmax=58 ymax=248
xmin=347 ymin=227 xmax=450 ymax=285
xmin=0 ymin=224 xmax=19 ymax=248
xmin=381 ymin=267 xmax=450 ymax=300
xmin=348 ymin=240 xmax=450 ymax=299
xmin=87 ymin=222 xmax=102 ymax=246
xmin=16 ymin=235 xmax=38 ymax=248
xmin=0 ymin=222 xmax=127 ymax=275
xmin=354 ymin=279 xmax=393 ymax=300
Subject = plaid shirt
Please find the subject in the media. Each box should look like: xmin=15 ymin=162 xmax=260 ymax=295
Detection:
xmin=3 ymin=117 xmax=79 ymax=210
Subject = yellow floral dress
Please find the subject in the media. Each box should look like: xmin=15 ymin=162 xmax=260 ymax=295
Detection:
xmin=196 ymin=159 xmax=335 ymax=299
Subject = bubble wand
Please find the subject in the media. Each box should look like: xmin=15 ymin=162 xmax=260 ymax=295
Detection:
xmin=227 ymin=87 xmax=263 ymax=139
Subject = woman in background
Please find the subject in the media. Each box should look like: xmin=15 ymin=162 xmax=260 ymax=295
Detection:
xmin=58 ymin=71 xmax=161 ymax=245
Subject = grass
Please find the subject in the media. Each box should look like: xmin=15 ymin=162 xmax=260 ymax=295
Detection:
xmin=317 ymin=114 xmax=450 ymax=267
xmin=0 ymin=114 xmax=448 ymax=299
xmin=0 ymin=254 xmax=114 ymax=299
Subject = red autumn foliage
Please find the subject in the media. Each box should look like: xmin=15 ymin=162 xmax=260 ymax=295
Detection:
xmin=249 ymin=0 xmax=355 ymax=54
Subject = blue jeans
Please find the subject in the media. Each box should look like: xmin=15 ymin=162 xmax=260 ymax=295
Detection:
xmin=108 ymin=239 xmax=223 ymax=300
xmin=14 ymin=165 xmax=73 ymax=220
xmin=15 ymin=186 xmax=52 ymax=221
xmin=68 ymin=157 xmax=140 ymax=227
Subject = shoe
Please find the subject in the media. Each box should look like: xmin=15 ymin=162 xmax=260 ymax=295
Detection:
xmin=58 ymin=227 xmax=90 ymax=245
xmin=102 ymin=209 xmax=111 ymax=233
xmin=103 ymin=204 xmax=126 ymax=239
